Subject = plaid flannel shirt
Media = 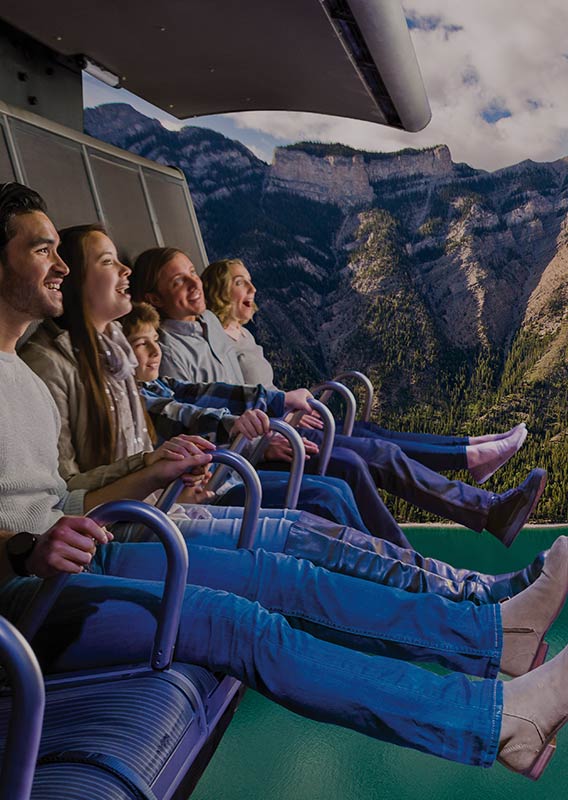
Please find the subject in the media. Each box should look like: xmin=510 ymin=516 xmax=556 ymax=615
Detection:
xmin=140 ymin=377 xmax=286 ymax=444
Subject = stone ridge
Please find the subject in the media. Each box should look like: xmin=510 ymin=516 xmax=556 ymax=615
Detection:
xmin=267 ymin=143 xmax=454 ymax=209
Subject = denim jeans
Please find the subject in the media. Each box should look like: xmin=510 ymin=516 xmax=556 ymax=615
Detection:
xmin=125 ymin=506 xmax=543 ymax=604
xmin=301 ymin=433 xmax=492 ymax=533
xmin=0 ymin=543 xmax=502 ymax=766
xmin=337 ymin=420 xmax=469 ymax=472
xmin=221 ymin=465 xmax=410 ymax=547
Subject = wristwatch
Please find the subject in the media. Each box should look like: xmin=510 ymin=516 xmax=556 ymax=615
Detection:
xmin=6 ymin=532 xmax=38 ymax=576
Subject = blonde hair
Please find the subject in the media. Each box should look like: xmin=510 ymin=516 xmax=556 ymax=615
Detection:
xmin=202 ymin=258 xmax=258 ymax=325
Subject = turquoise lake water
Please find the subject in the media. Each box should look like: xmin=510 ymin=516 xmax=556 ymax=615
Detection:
xmin=191 ymin=527 xmax=567 ymax=800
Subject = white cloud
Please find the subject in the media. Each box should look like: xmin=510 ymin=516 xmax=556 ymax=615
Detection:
xmin=223 ymin=1 xmax=568 ymax=171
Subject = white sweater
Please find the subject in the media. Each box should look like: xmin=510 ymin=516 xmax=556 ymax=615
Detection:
xmin=0 ymin=351 xmax=85 ymax=534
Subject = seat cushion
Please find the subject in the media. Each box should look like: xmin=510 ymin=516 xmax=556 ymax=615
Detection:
xmin=1 ymin=663 xmax=239 ymax=800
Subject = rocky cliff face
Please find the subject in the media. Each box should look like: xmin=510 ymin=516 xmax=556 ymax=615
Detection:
xmin=85 ymin=104 xmax=568 ymax=519
xmin=267 ymin=142 xmax=454 ymax=210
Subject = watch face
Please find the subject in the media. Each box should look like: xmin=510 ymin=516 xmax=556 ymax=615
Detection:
xmin=8 ymin=532 xmax=36 ymax=557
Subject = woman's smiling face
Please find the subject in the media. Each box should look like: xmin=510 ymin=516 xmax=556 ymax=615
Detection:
xmin=83 ymin=231 xmax=132 ymax=331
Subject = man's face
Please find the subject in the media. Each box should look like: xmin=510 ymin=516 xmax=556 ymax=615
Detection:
xmin=0 ymin=211 xmax=68 ymax=320
xmin=148 ymin=252 xmax=206 ymax=321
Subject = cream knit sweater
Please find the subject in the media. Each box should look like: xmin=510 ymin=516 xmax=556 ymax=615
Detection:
xmin=0 ymin=351 xmax=85 ymax=536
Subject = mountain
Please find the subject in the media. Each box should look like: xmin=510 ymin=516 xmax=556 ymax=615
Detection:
xmin=85 ymin=103 xmax=568 ymax=521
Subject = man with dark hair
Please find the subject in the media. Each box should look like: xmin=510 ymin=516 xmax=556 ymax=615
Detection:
xmin=0 ymin=182 xmax=58 ymax=322
xmin=0 ymin=181 xmax=46 ymax=246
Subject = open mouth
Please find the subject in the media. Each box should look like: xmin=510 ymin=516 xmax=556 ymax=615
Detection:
xmin=116 ymin=284 xmax=131 ymax=296
xmin=45 ymin=281 xmax=62 ymax=293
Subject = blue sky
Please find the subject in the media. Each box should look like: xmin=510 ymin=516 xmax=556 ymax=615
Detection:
xmin=84 ymin=1 xmax=568 ymax=171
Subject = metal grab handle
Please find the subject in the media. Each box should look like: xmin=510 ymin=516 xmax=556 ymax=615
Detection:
xmin=17 ymin=502 xmax=189 ymax=671
xmin=156 ymin=450 xmax=262 ymax=549
xmin=310 ymin=381 xmax=357 ymax=436
xmin=205 ymin=432 xmax=248 ymax=495
xmin=307 ymin=399 xmax=335 ymax=476
xmin=289 ymin=398 xmax=335 ymax=476
xmin=333 ymin=370 xmax=374 ymax=423
xmin=262 ymin=419 xmax=305 ymax=509
xmin=0 ymin=618 xmax=45 ymax=800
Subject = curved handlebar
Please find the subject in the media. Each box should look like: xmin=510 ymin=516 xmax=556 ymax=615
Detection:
xmin=333 ymin=371 xmax=374 ymax=423
xmin=264 ymin=419 xmax=305 ymax=509
xmin=156 ymin=450 xmax=262 ymax=548
xmin=17 ymin=502 xmax=189 ymax=670
xmin=205 ymin=431 xmax=249 ymax=495
xmin=289 ymin=398 xmax=336 ymax=476
xmin=0 ymin=617 xmax=45 ymax=800
xmin=310 ymin=380 xmax=357 ymax=436
xmin=306 ymin=398 xmax=335 ymax=475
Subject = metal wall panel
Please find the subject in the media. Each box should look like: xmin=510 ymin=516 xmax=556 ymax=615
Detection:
xmin=0 ymin=123 xmax=15 ymax=182
xmin=0 ymin=101 xmax=207 ymax=272
xmin=143 ymin=170 xmax=208 ymax=271
xmin=88 ymin=152 xmax=157 ymax=263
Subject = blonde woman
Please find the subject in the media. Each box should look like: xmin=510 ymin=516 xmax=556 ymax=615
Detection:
xmin=202 ymin=257 xmax=529 ymax=482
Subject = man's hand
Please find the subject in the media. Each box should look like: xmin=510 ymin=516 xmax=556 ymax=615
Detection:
xmin=264 ymin=433 xmax=319 ymax=463
xmin=283 ymin=388 xmax=313 ymax=414
xmin=25 ymin=517 xmax=113 ymax=578
xmin=231 ymin=409 xmax=270 ymax=440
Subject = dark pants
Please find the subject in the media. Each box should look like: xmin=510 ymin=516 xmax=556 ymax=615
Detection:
xmin=246 ymin=457 xmax=410 ymax=547
xmin=346 ymin=420 xmax=468 ymax=471
xmin=302 ymin=433 xmax=492 ymax=534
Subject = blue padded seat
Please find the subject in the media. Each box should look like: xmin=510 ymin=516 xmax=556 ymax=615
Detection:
xmin=0 ymin=665 xmax=241 ymax=800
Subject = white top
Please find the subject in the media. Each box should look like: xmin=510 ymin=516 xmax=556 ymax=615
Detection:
xmin=0 ymin=352 xmax=85 ymax=534
xmin=230 ymin=326 xmax=277 ymax=390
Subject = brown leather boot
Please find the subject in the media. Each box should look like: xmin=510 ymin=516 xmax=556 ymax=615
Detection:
xmin=500 ymin=535 xmax=568 ymax=677
xmin=499 ymin=645 xmax=568 ymax=779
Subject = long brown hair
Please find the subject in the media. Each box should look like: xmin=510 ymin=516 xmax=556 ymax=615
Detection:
xmin=57 ymin=224 xmax=116 ymax=465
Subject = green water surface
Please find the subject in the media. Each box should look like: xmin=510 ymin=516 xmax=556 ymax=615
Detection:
xmin=192 ymin=528 xmax=567 ymax=800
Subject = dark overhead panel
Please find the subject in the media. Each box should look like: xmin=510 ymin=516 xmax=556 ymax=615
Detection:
xmin=0 ymin=0 xmax=431 ymax=132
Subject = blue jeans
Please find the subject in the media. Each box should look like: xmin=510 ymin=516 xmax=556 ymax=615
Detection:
xmin=257 ymin=451 xmax=410 ymax=547
xmin=221 ymin=467 xmax=410 ymax=547
xmin=301 ymin=434 xmax=492 ymax=533
xmin=0 ymin=544 xmax=503 ymax=766
xmin=335 ymin=420 xmax=469 ymax=471
xmin=125 ymin=507 xmax=543 ymax=604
